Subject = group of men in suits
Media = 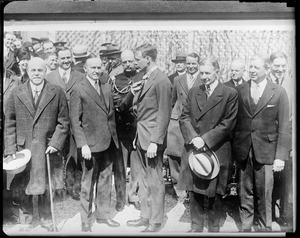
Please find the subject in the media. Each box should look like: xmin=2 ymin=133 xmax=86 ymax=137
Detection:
xmin=3 ymin=32 xmax=292 ymax=233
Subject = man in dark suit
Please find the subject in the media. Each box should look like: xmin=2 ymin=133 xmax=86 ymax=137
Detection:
xmin=126 ymin=43 xmax=172 ymax=232
xmin=72 ymin=44 xmax=90 ymax=74
xmin=178 ymin=57 xmax=238 ymax=232
xmin=268 ymin=51 xmax=293 ymax=227
xmin=168 ymin=52 xmax=186 ymax=84
xmin=232 ymin=54 xmax=289 ymax=231
xmin=46 ymin=47 xmax=85 ymax=200
xmin=165 ymin=52 xmax=202 ymax=200
xmin=224 ymin=59 xmax=246 ymax=88
xmin=110 ymin=49 xmax=144 ymax=212
xmin=4 ymin=57 xmax=69 ymax=228
xmin=70 ymin=55 xmax=120 ymax=232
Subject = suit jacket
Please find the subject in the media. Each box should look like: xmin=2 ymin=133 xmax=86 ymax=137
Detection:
xmin=73 ymin=61 xmax=85 ymax=74
xmin=4 ymin=81 xmax=69 ymax=195
xmin=224 ymin=78 xmax=246 ymax=88
xmin=232 ymin=80 xmax=289 ymax=165
xmin=168 ymin=71 xmax=179 ymax=84
xmin=3 ymin=73 xmax=21 ymax=113
xmin=133 ymin=68 xmax=172 ymax=151
xmin=69 ymin=77 xmax=119 ymax=153
xmin=45 ymin=68 xmax=85 ymax=104
xmin=178 ymin=82 xmax=238 ymax=196
xmin=165 ymin=73 xmax=202 ymax=157
xmin=4 ymin=50 xmax=18 ymax=74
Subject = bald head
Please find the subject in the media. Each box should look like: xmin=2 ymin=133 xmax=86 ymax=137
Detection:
xmin=27 ymin=57 xmax=47 ymax=86
xmin=121 ymin=49 xmax=136 ymax=73
xmin=230 ymin=59 xmax=245 ymax=82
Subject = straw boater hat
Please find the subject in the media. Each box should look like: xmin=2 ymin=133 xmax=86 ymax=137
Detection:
xmin=188 ymin=147 xmax=220 ymax=180
xmin=3 ymin=149 xmax=31 ymax=175
xmin=72 ymin=44 xmax=90 ymax=58
xmin=171 ymin=52 xmax=186 ymax=63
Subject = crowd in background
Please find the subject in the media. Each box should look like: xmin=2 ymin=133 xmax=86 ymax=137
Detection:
xmin=3 ymin=31 xmax=294 ymax=233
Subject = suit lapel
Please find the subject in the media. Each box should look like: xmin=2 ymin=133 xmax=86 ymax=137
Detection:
xmin=66 ymin=70 xmax=80 ymax=93
xmin=81 ymin=78 xmax=108 ymax=113
xmin=33 ymin=82 xmax=56 ymax=123
xmin=253 ymin=81 xmax=275 ymax=117
xmin=240 ymin=81 xmax=253 ymax=115
xmin=178 ymin=74 xmax=189 ymax=96
xmin=100 ymin=83 xmax=110 ymax=112
xmin=16 ymin=81 xmax=36 ymax=118
xmin=197 ymin=82 xmax=223 ymax=119
xmin=195 ymin=85 xmax=207 ymax=113
xmin=53 ymin=69 xmax=66 ymax=89
xmin=139 ymin=69 xmax=158 ymax=99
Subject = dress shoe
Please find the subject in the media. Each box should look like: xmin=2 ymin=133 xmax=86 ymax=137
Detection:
xmin=253 ymin=219 xmax=260 ymax=226
xmin=128 ymin=201 xmax=141 ymax=210
xmin=142 ymin=223 xmax=162 ymax=232
xmin=70 ymin=190 xmax=80 ymax=201
xmin=115 ymin=203 xmax=125 ymax=212
xmin=127 ymin=217 xmax=149 ymax=227
xmin=96 ymin=218 xmax=120 ymax=227
xmin=40 ymin=218 xmax=54 ymax=232
xmin=276 ymin=217 xmax=288 ymax=227
xmin=81 ymin=222 xmax=92 ymax=232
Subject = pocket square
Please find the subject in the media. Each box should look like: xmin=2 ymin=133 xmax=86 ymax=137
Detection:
xmin=267 ymin=104 xmax=275 ymax=108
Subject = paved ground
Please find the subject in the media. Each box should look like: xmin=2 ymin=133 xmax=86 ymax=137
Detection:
xmin=2 ymin=181 xmax=294 ymax=236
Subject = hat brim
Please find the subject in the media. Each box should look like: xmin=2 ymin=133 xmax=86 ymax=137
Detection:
xmin=3 ymin=149 xmax=31 ymax=175
xmin=73 ymin=51 xmax=90 ymax=58
xmin=171 ymin=59 xmax=186 ymax=63
xmin=102 ymin=50 xmax=122 ymax=56
xmin=188 ymin=149 xmax=220 ymax=180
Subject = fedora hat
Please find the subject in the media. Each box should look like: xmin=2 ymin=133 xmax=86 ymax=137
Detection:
xmin=3 ymin=149 xmax=31 ymax=175
xmin=171 ymin=52 xmax=186 ymax=63
xmin=102 ymin=44 xmax=122 ymax=56
xmin=72 ymin=44 xmax=90 ymax=58
xmin=188 ymin=148 xmax=220 ymax=180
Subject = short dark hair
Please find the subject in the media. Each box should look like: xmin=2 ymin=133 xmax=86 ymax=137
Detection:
xmin=199 ymin=57 xmax=220 ymax=71
xmin=57 ymin=47 xmax=72 ymax=57
xmin=135 ymin=43 xmax=157 ymax=61
xmin=186 ymin=52 xmax=200 ymax=63
xmin=269 ymin=51 xmax=288 ymax=64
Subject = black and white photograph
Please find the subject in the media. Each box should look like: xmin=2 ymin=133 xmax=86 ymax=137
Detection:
xmin=2 ymin=0 xmax=296 ymax=236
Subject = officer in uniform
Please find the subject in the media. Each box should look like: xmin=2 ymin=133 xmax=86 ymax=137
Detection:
xmin=109 ymin=49 xmax=144 ymax=211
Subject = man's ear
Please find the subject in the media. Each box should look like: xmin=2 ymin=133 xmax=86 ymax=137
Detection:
xmin=83 ymin=66 xmax=87 ymax=73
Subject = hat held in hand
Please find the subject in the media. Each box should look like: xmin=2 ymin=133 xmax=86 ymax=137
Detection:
xmin=188 ymin=147 xmax=220 ymax=180
xmin=3 ymin=149 xmax=31 ymax=175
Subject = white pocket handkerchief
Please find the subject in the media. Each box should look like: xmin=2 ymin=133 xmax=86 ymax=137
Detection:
xmin=267 ymin=104 xmax=275 ymax=108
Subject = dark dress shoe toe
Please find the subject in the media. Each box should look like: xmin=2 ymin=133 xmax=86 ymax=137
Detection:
xmin=127 ymin=217 xmax=149 ymax=227
xmin=115 ymin=203 xmax=125 ymax=212
xmin=81 ymin=223 xmax=92 ymax=232
xmin=97 ymin=218 xmax=120 ymax=227
xmin=188 ymin=228 xmax=203 ymax=232
xmin=276 ymin=217 xmax=288 ymax=227
xmin=142 ymin=223 xmax=162 ymax=232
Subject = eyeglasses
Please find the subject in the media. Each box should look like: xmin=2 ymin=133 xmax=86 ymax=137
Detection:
xmin=122 ymin=60 xmax=134 ymax=65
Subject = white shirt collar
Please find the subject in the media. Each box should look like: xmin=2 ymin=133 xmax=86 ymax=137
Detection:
xmin=269 ymin=72 xmax=283 ymax=85
xmin=188 ymin=70 xmax=199 ymax=79
xmin=251 ymin=78 xmax=267 ymax=89
xmin=86 ymin=75 xmax=98 ymax=87
xmin=177 ymin=70 xmax=186 ymax=76
xmin=58 ymin=67 xmax=71 ymax=82
xmin=143 ymin=65 xmax=158 ymax=80
xmin=206 ymin=80 xmax=219 ymax=93
xmin=30 ymin=80 xmax=44 ymax=95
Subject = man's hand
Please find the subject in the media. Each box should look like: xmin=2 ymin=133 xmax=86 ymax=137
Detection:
xmin=3 ymin=155 xmax=15 ymax=164
xmin=190 ymin=137 xmax=205 ymax=150
xmin=273 ymin=159 xmax=285 ymax=172
xmin=82 ymin=144 xmax=92 ymax=160
xmin=147 ymin=142 xmax=158 ymax=159
xmin=45 ymin=146 xmax=58 ymax=154
xmin=130 ymin=80 xmax=144 ymax=96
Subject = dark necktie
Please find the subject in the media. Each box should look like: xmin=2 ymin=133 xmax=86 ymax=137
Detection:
xmin=34 ymin=88 xmax=39 ymax=106
xmin=275 ymin=78 xmax=280 ymax=85
xmin=94 ymin=80 xmax=100 ymax=95
xmin=206 ymin=85 xmax=211 ymax=98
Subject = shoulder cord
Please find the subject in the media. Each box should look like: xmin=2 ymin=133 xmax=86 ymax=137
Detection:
xmin=109 ymin=77 xmax=133 ymax=94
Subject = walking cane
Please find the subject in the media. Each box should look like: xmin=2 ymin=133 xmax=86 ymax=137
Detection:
xmin=46 ymin=153 xmax=58 ymax=232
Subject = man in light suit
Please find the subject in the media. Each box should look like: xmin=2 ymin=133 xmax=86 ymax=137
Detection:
xmin=126 ymin=43 xmax=172 ymax=232
xmin=224 ymin=59 xmax=246 ymax=88
xmin=178 ymin=57 xmax=238 ymax=232
xmin=4 ymin=57 xmax=69 ymax=228
xmin=232 ymin=54 xmax=289 ymax=231
xmin=46 ymin=47 xmax=85 ymax=200
xmin=70 ymin=55 xmax=120 ymax=232
xmin=165 ymin=52 xmax=202 ymax=199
